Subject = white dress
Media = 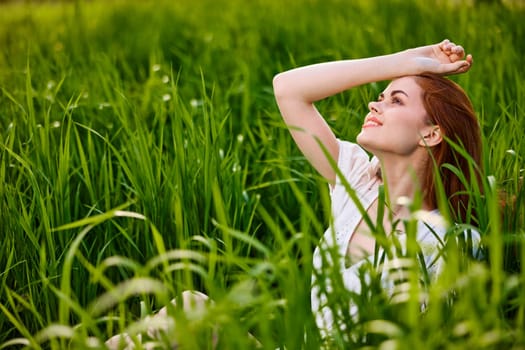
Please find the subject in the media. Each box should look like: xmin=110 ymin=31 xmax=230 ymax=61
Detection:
xmin=311 ymin=139 xmax=448 ymax=334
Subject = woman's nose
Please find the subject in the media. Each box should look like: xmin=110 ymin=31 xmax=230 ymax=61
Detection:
xmin=368 ymin=101 xmax=381 ymax=114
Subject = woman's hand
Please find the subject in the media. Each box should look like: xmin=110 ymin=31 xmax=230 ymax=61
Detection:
xmin=408 ymin=39 xmax=473 ymax=75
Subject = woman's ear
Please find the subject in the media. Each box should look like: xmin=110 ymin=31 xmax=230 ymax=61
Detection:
xmin=419 ymin=126 xmax=442 ymax=147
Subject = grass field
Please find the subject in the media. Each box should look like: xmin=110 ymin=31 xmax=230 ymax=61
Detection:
xmin=0 ymin=0 xmax=524 ymax=348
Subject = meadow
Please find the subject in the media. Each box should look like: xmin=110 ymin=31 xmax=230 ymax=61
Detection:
xmin=0 ymin=0 xmax=524 ymax=348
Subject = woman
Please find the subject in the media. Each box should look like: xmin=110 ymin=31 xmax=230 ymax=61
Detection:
xmin=273 ymin=40 xmax=482 ymax=336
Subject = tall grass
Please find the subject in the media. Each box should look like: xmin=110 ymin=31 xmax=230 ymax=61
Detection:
xmin=0 ymin=0 xmax=524 ymax=348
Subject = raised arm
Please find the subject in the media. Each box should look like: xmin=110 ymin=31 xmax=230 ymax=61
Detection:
xmin=273 ymin=39 xmax=472 ymax=183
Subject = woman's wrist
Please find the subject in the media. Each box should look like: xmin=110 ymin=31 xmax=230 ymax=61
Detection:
xmin=393 ymin=48 xmax=426 ymax=76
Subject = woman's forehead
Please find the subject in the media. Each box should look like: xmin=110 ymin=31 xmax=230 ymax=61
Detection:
xmin=385 ymin=76 xmax=422 ymax=94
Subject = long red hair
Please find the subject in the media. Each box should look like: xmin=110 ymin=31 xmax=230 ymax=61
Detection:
xmin=414 ymin=74 xmax=483 ymax=223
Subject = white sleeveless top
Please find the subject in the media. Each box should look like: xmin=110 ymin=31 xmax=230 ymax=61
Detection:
xmin=311 ymin=140 xmax=448 ymax=334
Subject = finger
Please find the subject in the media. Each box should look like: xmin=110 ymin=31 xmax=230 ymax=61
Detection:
xmin=442 ymin=40 xmax=456 ymax=51
xmin=438 ymin=39 xmax=452 ymax=53
xmin=453 ymin=45 xmax=463 ymax=53
xmin=440 ymin=42 xmax=452 ymax=53
xmin=440 ymin=60 xmax=471 ymax=75
xmin=449 ymin=51 xmax=466 ymax=62
xmin=466 ymin=54 xmax=473 ymax=65
xmin=439 ymin=39 xmax=450 ymax=49
xmin=446 ymin=40 xmax=458 ymax=48
xmin=452 ymin=53 xmax=472 ymax=65
xmin=457 ymin=61 xmax=471 ymax=73
xmin=451 ymin=45 xmax=465 ymax=59
xmin=444 ymin=41 xmax=465 ymax=55
xmin=455 ymin=60 xmax=471 ymax=73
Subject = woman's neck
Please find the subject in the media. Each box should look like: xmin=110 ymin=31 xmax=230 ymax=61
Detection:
xmin=377 ymin=152 xmax=433 ymax=211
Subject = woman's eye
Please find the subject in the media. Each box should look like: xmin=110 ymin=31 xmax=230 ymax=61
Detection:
xmin=391 ymin=97 xmax=402 ymax=104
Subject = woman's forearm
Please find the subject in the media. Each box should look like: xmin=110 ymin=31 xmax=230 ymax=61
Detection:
xmin=273 ymin=50 xmax=413 ymax=103
xmin=273 ymin=40 xmax=471 ymax=104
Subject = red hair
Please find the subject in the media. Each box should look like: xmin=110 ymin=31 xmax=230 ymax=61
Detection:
xmin=413 ymin=74 xmax=483 ymax=223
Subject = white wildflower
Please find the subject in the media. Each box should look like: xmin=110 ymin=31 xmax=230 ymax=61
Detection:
xmin=413 ymin=210 xmax=447 ymax=228
xmin=45 ymin=93 xmax=54 ymax=102
xmin=190 ymin=99 xmax=203 ymax=108
xmin=232 ymin=163 xmax=241 ymax=172
xmin=396 ymin=196 xmax=411 ymax=207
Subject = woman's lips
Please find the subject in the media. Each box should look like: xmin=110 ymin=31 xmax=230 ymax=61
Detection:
xmin=362 ymin=116 xmax=383 ymax=128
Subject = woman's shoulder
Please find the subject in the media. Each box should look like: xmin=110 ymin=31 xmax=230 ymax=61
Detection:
xmin=335 ymin=139 xmax=380 ymax=183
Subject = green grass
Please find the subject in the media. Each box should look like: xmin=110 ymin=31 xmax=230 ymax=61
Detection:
xmin=0 ymin=0 xmax=524 ymax=348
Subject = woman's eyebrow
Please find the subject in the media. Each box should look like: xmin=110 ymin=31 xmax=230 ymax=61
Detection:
xmin=390 ymin=90 xmax=409 ymax=97
xmin=378 ymin=90 xmax=409 ymax=99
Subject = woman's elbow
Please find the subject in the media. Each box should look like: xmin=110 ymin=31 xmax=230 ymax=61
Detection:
xmin=272 ymin=72 xmax=290 ymax=101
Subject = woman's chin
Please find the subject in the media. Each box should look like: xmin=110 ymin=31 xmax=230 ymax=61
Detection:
xmin=356 ymin=133 xmax=373 ymax=149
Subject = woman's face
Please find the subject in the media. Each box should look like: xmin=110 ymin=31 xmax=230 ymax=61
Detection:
xmin=357 ymin=76 xmax=437 ymax=157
